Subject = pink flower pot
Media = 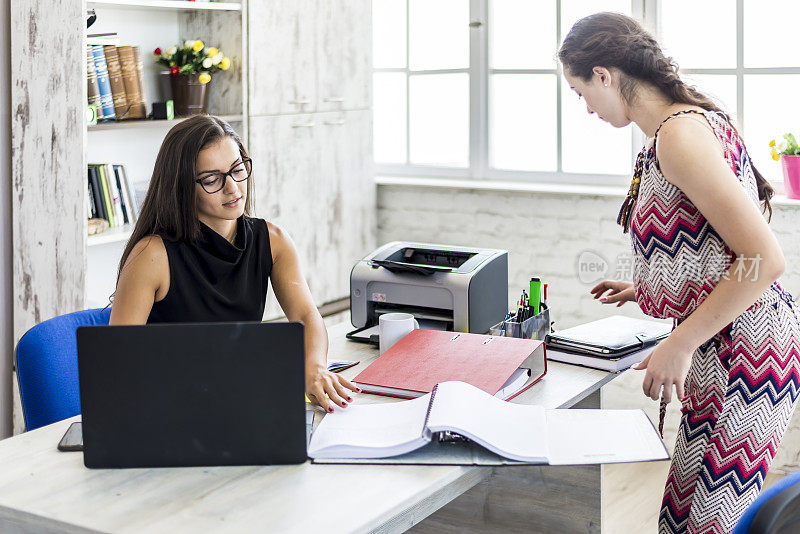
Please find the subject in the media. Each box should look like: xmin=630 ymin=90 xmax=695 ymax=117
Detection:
xmin=782 ymin=155 xmax=800 ymax=200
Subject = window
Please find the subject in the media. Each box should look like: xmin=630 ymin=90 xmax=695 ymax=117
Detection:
xmin=373 ymin=1 xmax=796 ymax=185
xmin=660 ymin=0 xmax=800 ymax=181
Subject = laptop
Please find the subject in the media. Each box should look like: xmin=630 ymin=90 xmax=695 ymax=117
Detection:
xmin=77 ymin=322 xmax=308 ymax=468
xmin=545 ymin=315 xmax=672 ymax=358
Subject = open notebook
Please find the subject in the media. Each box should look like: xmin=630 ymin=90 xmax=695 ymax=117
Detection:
xmin=308 ymin=381 xmax=669 ymax=465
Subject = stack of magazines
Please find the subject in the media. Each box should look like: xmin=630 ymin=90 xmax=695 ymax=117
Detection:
xmin=545 ymin=315 xmax=672 ymax=372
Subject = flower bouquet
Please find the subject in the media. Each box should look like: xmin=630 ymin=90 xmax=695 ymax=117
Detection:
xmin=769 ymin=134 xmax=800 ymax=199
xmin=153 ymin=40 xmax=231 ymax=116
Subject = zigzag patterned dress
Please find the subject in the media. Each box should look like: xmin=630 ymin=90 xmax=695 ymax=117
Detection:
xmin=630 ymin=109 xmax=800 ymax=534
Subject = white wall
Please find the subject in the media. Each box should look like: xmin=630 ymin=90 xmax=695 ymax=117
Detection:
xmin=378 ymin=181 xmax=800 ymax=473
xmin=0 ymin=0 xmax=13 ymax=438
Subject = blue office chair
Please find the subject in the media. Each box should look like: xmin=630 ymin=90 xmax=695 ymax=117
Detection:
xmin=15 ymin=308 xmax=112 ymax=431
xmin=733 ymin=469 xmax=800 ymax=534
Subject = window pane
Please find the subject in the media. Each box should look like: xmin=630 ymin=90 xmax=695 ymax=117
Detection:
xmin=490 ymin=74 xmax=557 ymax=171
xmin=743 ymin=75 xmax=800 ymax=180
xmin=409 ymin=73 xmax=469 ymax=166
xmin=374 ymin=73 xmax=408 ymax=164
xmin=744 ymin=0 xmax=800 ymax=67
xmin=409 ymin=0 xmax=469 ymax=70
xmin=373 ymin=0 xmax=407 ymax=69
xmin=560 ymin=0 xmax=632 ymax=39
xmin=561 ymin=83 xmax=631 ymax=175
xmin=681 ymin=74 xmax=738 ymax=124
xmin=660 ymin=1 xmax=735 ymax=69
xmin=490 ymin=0 xmax=557 ymax=70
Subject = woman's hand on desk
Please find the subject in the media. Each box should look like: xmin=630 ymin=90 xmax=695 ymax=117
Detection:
xmin=590 ymin=280 xmax=635 ymax=307
xmin=306 ymin=365 xmax=361 ymax=413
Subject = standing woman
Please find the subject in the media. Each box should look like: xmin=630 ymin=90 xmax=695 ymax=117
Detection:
xmin=559 ymin=13 xmax=800 ymax=534
xmin=110 ymin=115 xmax=358 ymax=413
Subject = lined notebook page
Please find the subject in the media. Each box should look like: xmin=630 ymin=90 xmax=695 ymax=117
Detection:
xmin=425 ymin=381 xmax=548 ymax=463
xmin=545 ymin=409 xmax=669 ymax=465
xmin=307 ymin=394 xmax=431 ymax=459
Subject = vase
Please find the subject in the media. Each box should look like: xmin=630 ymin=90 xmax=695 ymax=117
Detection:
xmin=169 ymin=74 xmax=210 ymax=116
xmin=781 ymin=155 xmax=800 ymax=200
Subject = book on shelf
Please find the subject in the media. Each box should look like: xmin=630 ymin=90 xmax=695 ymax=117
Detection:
xmin=132 ymin=47 xmax=149 ymax=120
xmin=90 ymin=45 xmax=116 ymax=120
xmin=88 ymin=39 xmax=150 ymax=123
xmin=105 ymin=163 xmax=124 ymax=225
xmin=96 ymin=164 xmax=116 ymax=226
xmin=86 ymin=46 xmax=103 ymax=120
xmin=87 ymin=184 xmax=96 ymax=221
xmin=114 ymin=165 xmax=137 ymax=222
xmin=102 ymin=45 xmax=130 ymax=120
xmin=117 ymin=46 xmax=147 ymax=119
xmin=87 ymin=166 xmax=107 ymax=222
xmin=88 ymin=164 xmax=138 ymax=228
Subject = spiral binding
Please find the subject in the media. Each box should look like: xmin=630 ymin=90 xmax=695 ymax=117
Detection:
xmin=422 ymin=384 xmax=438 ymax=432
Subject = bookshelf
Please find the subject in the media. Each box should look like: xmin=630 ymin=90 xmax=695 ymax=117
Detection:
xmin=87 ymin=0 xmax=242 ymax=12
xmin=88 ymin=114 xmax=243 ymax=132
xmin=88 ymin=224 xmax=135 ymax=246
xmin=85 ymin=0 xmax=248 ymax=307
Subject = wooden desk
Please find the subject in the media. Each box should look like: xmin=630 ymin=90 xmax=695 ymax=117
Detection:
xmin=0 ymin=322 xmax=617 ymax=534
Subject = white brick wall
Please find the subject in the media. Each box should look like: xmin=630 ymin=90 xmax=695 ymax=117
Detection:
xmin=377 ymin=182 xmax=800 ymax=473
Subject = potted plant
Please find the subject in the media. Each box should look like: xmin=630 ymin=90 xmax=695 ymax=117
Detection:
xmin=770 ymin=133 xmax=800 ymax=200
xmin=153 ymin=40 xmax=231 ymax=116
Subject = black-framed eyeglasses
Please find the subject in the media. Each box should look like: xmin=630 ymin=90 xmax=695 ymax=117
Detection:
xmin=195 ymin=158 xmax=252 ymax=194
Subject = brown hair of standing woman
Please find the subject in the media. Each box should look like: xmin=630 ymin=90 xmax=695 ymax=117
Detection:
xmin=558 ymin=12 xmax=774 ymax=221
xmin=116 ymin=115 xmax=254 ymax=284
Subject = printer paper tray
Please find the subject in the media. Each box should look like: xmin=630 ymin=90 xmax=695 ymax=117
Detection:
xmin=373 ymin=307 xmax=453 ymax=326
xmin=346 ymin=319 xmax=450 ymax=346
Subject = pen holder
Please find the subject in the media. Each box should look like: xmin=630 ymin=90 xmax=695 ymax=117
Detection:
xmin=489 ymin=306 xmax=551 ymax=341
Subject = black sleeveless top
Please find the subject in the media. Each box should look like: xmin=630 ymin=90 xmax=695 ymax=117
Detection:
xmin=147 ymin=216 xmax=272 ymax=323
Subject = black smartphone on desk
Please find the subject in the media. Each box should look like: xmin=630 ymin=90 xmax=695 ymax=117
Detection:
xmin=57 ymin=422 xmax=83 ymax=452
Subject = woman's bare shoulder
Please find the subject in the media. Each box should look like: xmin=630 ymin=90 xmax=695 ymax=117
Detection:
xmin=126 ymin=235 xmax=168 ymax=267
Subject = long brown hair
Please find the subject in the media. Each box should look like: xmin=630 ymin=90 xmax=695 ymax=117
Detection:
xmin=558 ymin=12 xmax=774 ymax=220
xmin=116 ymin=115 xmax=254 ymax=282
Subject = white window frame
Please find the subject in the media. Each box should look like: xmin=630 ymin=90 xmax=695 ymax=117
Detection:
xmin=374 ymin=0 xmax=787 ymax=188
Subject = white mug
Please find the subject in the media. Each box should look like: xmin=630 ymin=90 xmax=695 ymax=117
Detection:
xmin=378 ymin=313 xmax=419 ymax=355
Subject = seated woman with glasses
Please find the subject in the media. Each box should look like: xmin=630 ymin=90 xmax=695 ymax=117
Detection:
xmin=109 ymin=115 xmax=358 ymax=413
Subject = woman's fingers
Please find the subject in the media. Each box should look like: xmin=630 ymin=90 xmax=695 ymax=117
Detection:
xmin=308 ymin=384 xmax=334 ymax=413
xmin=330 ymin=376 xmax=354 ymax=403
xmin=590 ymin=282 xmax=615 ymax=298
xmin=309 ymin=375 xmax=363 ymax=414
xmin=641 ymin=373 xmax=653 ymax=396
xmin=642 ymin=369 xmax=663 ymax=401
xmin=322 ymin=376 xmax=349 ymax=408
xmin=661 ymin=383 xmax=673 ymax=404
xmin=633 ymin=354 xmax=650 ymax=370
xmin=676 ymin=381 xmax=686 ymax=401
xmin=336 ymin=374 xmax=361 ymax=393
xmin=649 ymin=380 xmax=662 ymax=401
xmin=589 ymin=281 xmax=608 ymax=294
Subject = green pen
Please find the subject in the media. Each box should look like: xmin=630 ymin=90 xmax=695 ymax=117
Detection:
xmin=529 ymin=277 xmax=541 ymax=315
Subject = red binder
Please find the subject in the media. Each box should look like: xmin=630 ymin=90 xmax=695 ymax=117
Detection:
xmin=354 ymin=329 xmax=547 ymax=400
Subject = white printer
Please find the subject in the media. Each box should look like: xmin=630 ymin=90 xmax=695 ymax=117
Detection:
xmin=349 ymin=242 xmax=508 ymax=343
